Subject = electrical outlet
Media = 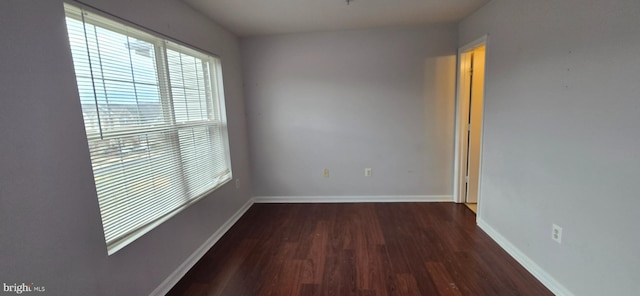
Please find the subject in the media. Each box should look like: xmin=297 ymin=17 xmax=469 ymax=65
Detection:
xmin=235 ymin=178 xmax=240 ymax=189
xmin=365 ymin=168 xmax=372 ymax=176
xmin=552 ymin=224 xmax=562 ymax=244
xmin=323 ymin=168 xmax=329 ymax=178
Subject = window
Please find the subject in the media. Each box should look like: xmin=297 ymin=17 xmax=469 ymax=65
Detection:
xmin=64 ymin=4 xmax=232 ymax=254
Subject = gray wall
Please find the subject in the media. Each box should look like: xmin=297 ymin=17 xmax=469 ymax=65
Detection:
xmin=459 ymin=0 xmax=640 ymax=295
xmin=242 ymin=26 xmax=458 ymax=197
xmin=0 ymin=0 xmax=251 ymax=295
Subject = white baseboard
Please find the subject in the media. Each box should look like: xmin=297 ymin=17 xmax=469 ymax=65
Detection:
xmin=477 ymin=218 xmax=574 ymax=296
xmin=149 ymin=198 xmax=255 ymax=296
xmin=253 ymin=195 xmax=453 ymax=203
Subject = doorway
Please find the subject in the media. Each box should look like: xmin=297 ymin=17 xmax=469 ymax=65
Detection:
xmin=454 ymin=37 xmax=487 ymax=213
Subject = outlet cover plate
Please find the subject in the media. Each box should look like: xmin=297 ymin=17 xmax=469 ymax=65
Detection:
xmin=552 ymin=224 xmax=562 ymax=244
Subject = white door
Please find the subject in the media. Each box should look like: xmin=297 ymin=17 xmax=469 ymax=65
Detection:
xmin=456 ymin=43 xmax=486 ymax=204
xmin=466 ymin=46 xmax=485 ymax=203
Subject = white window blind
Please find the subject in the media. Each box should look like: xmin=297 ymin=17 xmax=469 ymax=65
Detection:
xmin=64 ymin=4 xmax=232 ymax=254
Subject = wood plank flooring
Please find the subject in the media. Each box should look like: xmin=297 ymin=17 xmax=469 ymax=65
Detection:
xmin=465 ymin=203 xmax=477 ymax=214
xmin=167 ymin=203 xmax=552 ymax=296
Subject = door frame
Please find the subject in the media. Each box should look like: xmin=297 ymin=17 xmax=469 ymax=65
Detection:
xmin=453 ymin=35 xmax=488 ymax=205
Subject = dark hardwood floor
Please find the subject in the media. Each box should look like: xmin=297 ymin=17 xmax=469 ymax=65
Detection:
xmin=167 ymin=203 xmax=552 ymax=296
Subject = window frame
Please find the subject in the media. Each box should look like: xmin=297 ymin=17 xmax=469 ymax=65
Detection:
xmin=64 ymin=3 xmax=232 ymax=255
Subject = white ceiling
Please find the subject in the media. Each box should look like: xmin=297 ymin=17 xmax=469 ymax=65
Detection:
xmin=183 ymin=0 xmax=490 ymax=37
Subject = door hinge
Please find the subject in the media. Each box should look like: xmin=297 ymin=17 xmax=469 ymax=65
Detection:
xmin=468 ymin=124 xmax=471 ymax=131
xmin=465 ymin=175 xmax=469 ymax=183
